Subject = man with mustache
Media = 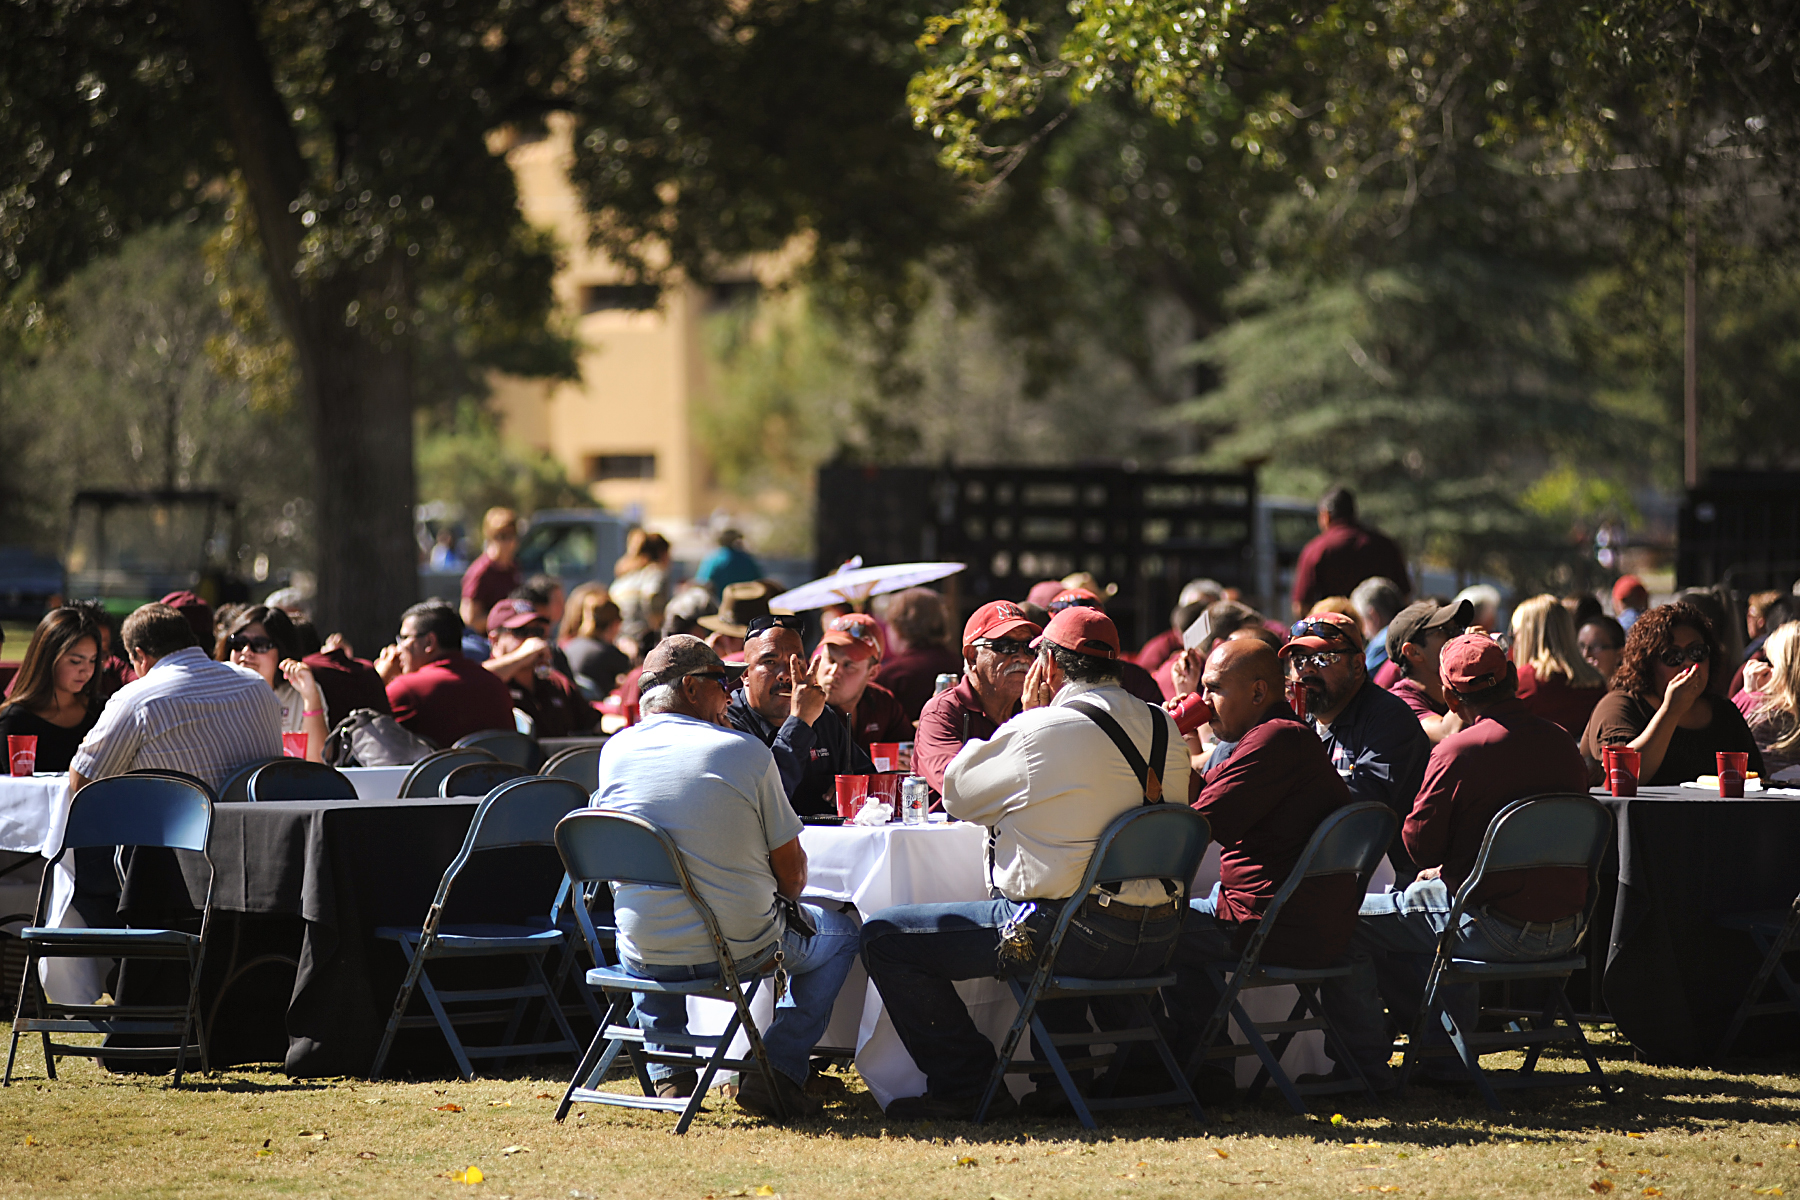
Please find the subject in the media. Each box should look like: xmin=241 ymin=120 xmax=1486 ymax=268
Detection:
xmin=1280 ymin=610 xmax=1431 ymax=881
xmin=726 ymin=615 xmax=874 ymax=817
xmin=912 ymin=601 xmax=1043 ymax=794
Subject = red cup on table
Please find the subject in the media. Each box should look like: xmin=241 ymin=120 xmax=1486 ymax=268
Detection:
xmin=1717 ymin=751 xmax=1750 ymax=798
xmin=866 ymin=772 xmax=904 ymax=819
xmin=834 ymin=774 xmax=870 ymax=820
xmin=8 ymin=735 xmax=37 ymax=777
xmin=870 ymin=742 xmax=903 ymax=773
xmin=1604 ymin=746 xmax=1639 ymax=798
xmin=282 ymin=731 xmax=309 ymax=759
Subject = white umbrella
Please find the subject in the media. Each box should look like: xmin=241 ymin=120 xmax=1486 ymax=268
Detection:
xmin=768 ymin=558 xmax=967 ymax=612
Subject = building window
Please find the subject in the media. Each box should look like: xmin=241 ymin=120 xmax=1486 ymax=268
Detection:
xmin=580 ymin=284 xmax=660 ymax=313
xmin=589 ymin=454 xmax=657 ymax=482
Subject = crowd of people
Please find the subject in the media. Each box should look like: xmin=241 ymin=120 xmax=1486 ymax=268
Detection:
xmin=4 ymin=488 xmax=1799 ymax=1121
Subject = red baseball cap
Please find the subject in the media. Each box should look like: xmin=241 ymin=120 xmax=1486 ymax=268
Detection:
xmin=1612 ymin=574 xmax=1646 ymax=606
xmin=1025 ymin=580 xmax=1065 ymax=608
xmin=820 ymin=612 xmax=884 ymax=661
xmin=487 ymin=598 xmax=548 ymax=635
xmin=1439 ymin=633 xmax=1511 ymax=695
xmin=1031 ymin=606 xmax=1120 ymax=659
xmin=1279 ymin=611 xmax=1365 ymax=658
xmin=962 ymin=600 xmax=1040 ymax=650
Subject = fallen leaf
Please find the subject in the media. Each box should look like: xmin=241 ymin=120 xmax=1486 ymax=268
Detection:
xmin=488 ymin=1100 xmax=512 ymax=1108
xmin=449 ymin=1165 xmax=484 ymax=1184
xmin=255 ymin=1150 xmax=272 ymax=1158
xmin=436 ymin=1104 xmax=464 ymax=1113
xmin=1216 ymin=1149 xmax=1231 ymax=1159
xmin=1639 ymin=1170 xmax=1653 ymax=1175
xmin=1592 ymin=1181 xmax=1615 ymax=1194
xmin=1117 ymin=1173 xmax=1138 ymax=1179
xmin=1753 ymin=1190 xmax=1784 ymax=1196
xmin=1600 ymin=1160 xmax=1617 ymax=1169
xmin=1643 ymin=1190 xmax=1662 ymax=1197
xmin=536 ymin=1093 xmax=555 ymax=1100
xmin=357 ymin=1151 xmax=378 ymax=1160
xmin=1786 ymin=1143 xmax=1798 ymax=1151
xmin=363 ymin=1098 xmax=386 ymax=1105
xmin=297 ymin=1131 xmax=328 ymax=1141
xmin=957 ymin=1156 xmax=979 ymax=1167
xmin=500 ymin=1146 xmax=529 ymax=1156
xmin=1332 ymin=1114 xmax=1347 ymax=1127
xmin=1628 ymin=1133 xmax=1646 ymax=1139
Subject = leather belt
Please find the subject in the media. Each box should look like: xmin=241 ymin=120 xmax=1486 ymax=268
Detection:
xmin=1079 ymin=895 xmax=1179 ymax=923
xmin=1479 ymin=906 xmax=1583 ymax=934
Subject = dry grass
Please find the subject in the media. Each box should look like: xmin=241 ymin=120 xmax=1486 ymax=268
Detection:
xmin=0 ymin=1026 xmax=1797 ymax=1199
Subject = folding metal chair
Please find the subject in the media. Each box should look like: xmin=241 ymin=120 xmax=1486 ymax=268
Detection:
xmin=246 ymin=759 xmax=358 ymax=802
xmin=440 ymin=760 xmax=531 ymax=798
xmin=369 ymin=776 xmax=598 ymax=1081
xmin=541 ymin=744 xmax=606 ymax=794
xmin=1715 ymin=891 xmax=1800 ymax=1060
xmin=553 ymin=809 xmax=793 ymax=1134
xmin=5 ymin=775 xmax=216 ymax=1086
xmin=454 ymin=729 xmax=547 ymax=771
xmin=1187 ymin=801 xmax=1398 ymax=1114
xmin=1397 ymin=793 xmax=1613 ymax=1110
xmin=398 ymin=747 xmax=496 ymax=798
xmin=219 ymin=758 xmax=284 ymax=803
xmin=974 ymin=804 xmax=1213 ymax=1129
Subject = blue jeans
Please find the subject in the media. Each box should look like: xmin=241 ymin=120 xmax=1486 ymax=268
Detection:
xmin=623 ymin=903 xmax=860 ymax=1086
xmin=1320 ymin=878 xmax=1585 ymax=1080
xmin=860 ymin=896 xmax=1182 ymax=1100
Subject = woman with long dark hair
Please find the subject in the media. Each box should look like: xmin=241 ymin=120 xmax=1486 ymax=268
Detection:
xmin=217 ymin=604 xmax=330 ymax=763
xmin=0 ymin=607 xmax=104 ymax=772
xmin=1580 ymin=601 xmax=1763 ymax=786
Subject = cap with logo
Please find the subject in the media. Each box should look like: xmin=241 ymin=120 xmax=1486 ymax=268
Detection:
xmin=962 ymin=600 xmax=1041 ymax=650
xmin=1030 ymin=606 xmax=1121 ymax=659
xmin=1386 ymin=597 xmax=1473 ymax=655
xmin=1439 ymin=633 xmax=1512 ymax=695
xmin=1279 ymin=610 xmax=1364 ymax=658
xmin=820 ymin=612 xmax=884 ymax=661
xmin=486 ymin=598 xmax=547 ymax=635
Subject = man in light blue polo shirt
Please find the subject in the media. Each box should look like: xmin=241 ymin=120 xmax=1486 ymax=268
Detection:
xmin=595 ymin=635 xmax=858 ymax=1120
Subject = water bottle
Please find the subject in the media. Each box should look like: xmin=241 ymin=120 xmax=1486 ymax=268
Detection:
xmin=933 ymin=673 xmax=959 ymax=695
xmin=901 ymin=776 xmax=930 ymax=825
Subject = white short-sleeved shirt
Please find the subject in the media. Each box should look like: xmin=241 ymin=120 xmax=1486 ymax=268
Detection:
xmin=594 ymin=712 xmax=802 ymax=966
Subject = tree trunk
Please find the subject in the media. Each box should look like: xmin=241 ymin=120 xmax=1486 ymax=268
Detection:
xmin=183 ymin=0 xmax=419 ymax=653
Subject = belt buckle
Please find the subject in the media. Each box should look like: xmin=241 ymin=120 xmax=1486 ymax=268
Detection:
xmin=1096 ymin=892 xmax=1112 ymax=908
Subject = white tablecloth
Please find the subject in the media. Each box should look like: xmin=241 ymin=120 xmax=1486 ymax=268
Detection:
xmin=0 ymin=774 xmax=66 ymax=855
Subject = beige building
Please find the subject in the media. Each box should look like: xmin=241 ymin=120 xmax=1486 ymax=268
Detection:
xmin=489 ymin=116 xmax=737 ymax=529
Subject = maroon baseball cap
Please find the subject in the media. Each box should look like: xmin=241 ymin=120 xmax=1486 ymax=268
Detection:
xmin=962 ymin=600 xmax=1040 ymax=650
xmin=1025 ymin=580 xmax=1065 ymax=608
xmin=1439 ymin=633 xmax=1511 ymax=695
xmin=1279 ymin=610 xmax=1365 ymax=658
xmin=820 ymin=612 xmax=884 ymax=661
xmin=160 ymin=590 xmax=213 ymax=647
xmin=1031 ymin=606 xmax=1121 ymax=660
xmin=487 ymin=598 xmax=548 ymax=635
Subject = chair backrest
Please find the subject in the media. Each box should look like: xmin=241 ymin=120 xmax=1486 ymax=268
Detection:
xmin=219 ymin=758 xmax=284 ymax=803
xmin=1084 ymin=805 xmax=1213 ymax=895
xmin=1254 ymin=802 xmax=1398 ymax=939
xmin=126 ymin=767 xmax=217 ymax=800
xmin=464 ymin=776 xmax=591 ymax=852
xmin=541 ymin=744 xmax=605 ymax=794
xmin=61 ymin=775 xmax=212 ymax=855
xmin=1453 ymin=794 xmax=1613 ymax=923
xmin=453 ymin=728 xmax=546 ymax=771
xmin=398 ymin=747 xmax=496 ymax=798
xmin=440 ymin=760 xmax=531 ymax=798
xmin=247 ymin=759 xmax=359 ymax=802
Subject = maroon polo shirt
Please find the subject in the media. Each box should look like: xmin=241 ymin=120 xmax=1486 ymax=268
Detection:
xmin=841 ymin=680 xmax=912 ymax=748
xmin=1389 ymin=675 xmax=1447 ymax=720
xmin=914 ymin=676 xmax=1017 ymax=793
xmin=385 ymin=653 xmax=516 ymax=748
xmin=1291 ymin=521 xmax=1410 ymax=614
xmin=460 ymin=552 xmax=521 ymax=615
xmin=304 ymin=647 xmax=391 ymax=718
xmin=1514 ymin=663 xmax=1604 ymax=740
xmin=877 ymin=643 xmax=965 ymax=722
xmin=1192 ymin=705 xmax=1356 ymax=967
xmin=1403 ymin=697 xmax=1591 ymax=922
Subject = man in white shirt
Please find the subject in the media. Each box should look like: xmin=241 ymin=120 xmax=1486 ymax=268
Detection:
xmin=860 ymin=606 xmax=1189 ymax=1120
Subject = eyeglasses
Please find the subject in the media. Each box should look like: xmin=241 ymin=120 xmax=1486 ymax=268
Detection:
xmin=228 ymin=635 xmax=278 ymax=654
xmin=1290 ymin=650 xmax=1348 ymax=672
xmin=745 ymin=614 xmax=807 ymax=638
xmin=685 ymin=670 xmax=732 ymax=692
xmin=1657 ymin=642 xmax=1710 ymax=669
xmin=973 ymin=638 xmax=1036 ymax=657
xmin=1288 ymin=619 xmax=1357 ymax=646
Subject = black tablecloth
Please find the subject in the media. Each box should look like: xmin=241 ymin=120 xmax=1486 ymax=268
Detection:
xmin=1600 ymin=786 xmax=1800 ymax=1064
xmin=119 ymin=798 xmax=568 ymax=1077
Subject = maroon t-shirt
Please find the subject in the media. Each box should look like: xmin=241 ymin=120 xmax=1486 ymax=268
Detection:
xmin=914 ymin=676 xmax=1015 ymax=794
xmin=842 ymin=681 xmax=912 ymax=748
xmin=460 ymin=552 xmax=521 ymax=615
xmin=1192 ymin=706 xmax=1356 ymax=967
xmin=1291 ymin=521 xmax=1410 ymax=614
xmin=385 ymin=654 xmax=516 ymax=748
xmin=1403 ymin=698 xmax=1591 ymax=922
xmin=1515 ymin=663 xmax=1605 ymax=739
xmin=304 ymin=647 xmax=391 ymax=719
xmin=1119 ymin=659 xmax=1166 ymax=705
xmin=877 ymin=643 xmax=965 ymax=722
xmin=1389 ymin=675 xmax=1447 ymax=719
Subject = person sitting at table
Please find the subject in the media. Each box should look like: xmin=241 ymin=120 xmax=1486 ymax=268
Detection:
xmin=1577 ymin=614 xmax=1627 ymax=688
xmin=875 ymin=588 xmax=965 ymax=722
xmin=1319 ymin=634 xmax=1591 ymax=1087
xmin=1743 ymin=621 xmax=1800 ymax=780
xmin=480 ymin=599 xmax=597 ymax=738
xmin=376 ymin=601 xmax=515 ymax=749
xmin=860 ymin=606 xmax=1189 ymax=1120
xmin=1386 ymin=597 xmax=1472 ymax=744
xmin=696 ymin=580 xmax=782 ymax=661
xmin=560 ymin=589 xmax=631 ymax=702
xmin=219 ymin=604 xmax=331 ymax=763
xmin=302 ymin=631 xmax=392 ymax=719
xmin=158 ymin=590 xmax=214 ymax=651
xmin=0 ymin=606 xmax=104 ymax=773
xmin=814 ymin=613 xmax=911 ymax=751
xmin=1509 ymin=594 xmax=1607 ymax=739
xmin=912 ymin=601 xmax=1043 ymax=795
xmin=1580 ymin=602 xmax=1763 ymax=787
xmin=1046 ymin=589 xmax=1166 ymax=704
xmin=596 ymin=635 xmax=859 ymax=1118
xmin=725 ymin=615 xmax=873 ymax=817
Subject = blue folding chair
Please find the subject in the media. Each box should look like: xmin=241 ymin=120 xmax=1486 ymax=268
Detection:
xmin=398 ymin=747 xmax=496 ymax=798
xmin=369 ymin=776 xmax=599 ymax=1080
xmin=974 ymin=804 xmax=1213 ymax=1129
xmin=219 ymin=759 xmax=284 ymax=803
xmin=246 ymin=759 xmax=358 ymax=802
xmin=1188 ymin=801 xmax=1398 ymax=1114
xmin=454 ymin=729 xmax=546 ymax=771
xmin=440 ymin=760 xmax=531 ymax=798
xmin=5 ymin=775 xmax=216 ymax=1086
xmin=1716 ymin=891 xmax=1800 ymax=1060
xmin=553 ymin=809 xmax=793 ymax=1134
xmin=541 ymin=744 xmax=606 ymax=795
xmin=1397 ymin=793 xmax=1614 ymax=1109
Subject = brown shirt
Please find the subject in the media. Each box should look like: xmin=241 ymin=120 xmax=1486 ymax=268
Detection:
xmin=1580 ymin=690 xmax=1764 ymax=786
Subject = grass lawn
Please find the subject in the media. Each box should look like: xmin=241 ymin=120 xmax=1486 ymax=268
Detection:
xmin=0 ymin=1026 xmax=1797 ymax=1199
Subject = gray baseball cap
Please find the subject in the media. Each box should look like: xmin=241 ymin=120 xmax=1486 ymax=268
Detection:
xmin=637 ymin=634 xmax=730 ymax=693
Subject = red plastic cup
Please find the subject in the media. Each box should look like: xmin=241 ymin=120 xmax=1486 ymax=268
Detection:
xmin=1167 ymin=691 xmax=1215 ymax=736
xmin=8 ymin=735 xmax=37 ymax=777
xmin=834 ymin=774 xmax=870 ymax=820
xmin=1718 ymin=751 xmax=1750 ymax=798
xmin=866 ymin=773 xmax=904 ymax=819
xmin=282 ymin=731 xmax=309 ymax=759
xmin=870 ymin=742 xmax=903 ymax=773
xmin=1605 ymin=746 xmax=1639 ymax=798
xmin=1285 ymin=677 xmax=1310 ymax=719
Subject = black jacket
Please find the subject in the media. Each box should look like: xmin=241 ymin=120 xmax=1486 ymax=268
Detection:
xmin=726 ymin=690 xmax=874 ymax=817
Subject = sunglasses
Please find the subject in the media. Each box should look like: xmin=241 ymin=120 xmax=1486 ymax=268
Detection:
xmin=745 ymin=614 xmax=807 ymax=638
xmin=228 ymin=635 xmax=278 ymax=654
xmin=1290 ymin=650 xmax=1349 ymax=672
xmin=1657 ymin=643 xmax=1710 ymax=669
xmin=684 ymin=670 xmax=732 ymax=692
xmin=1289 ymin=619 xmax=1357 ymax=645
xmin=974 ymin=637 xmax=1036 ymax=657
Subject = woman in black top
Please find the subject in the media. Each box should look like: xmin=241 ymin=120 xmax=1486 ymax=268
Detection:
xmin=0 ymin=606 xmax=104 ymax=773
